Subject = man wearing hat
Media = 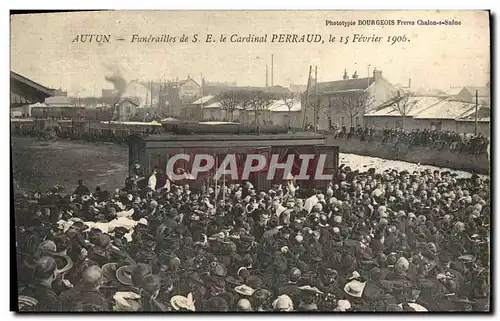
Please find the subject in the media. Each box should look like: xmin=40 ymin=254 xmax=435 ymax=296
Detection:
xmin=298 ymin=286 xmax=323 ymax=311
xmin=316 ymin=267 xmax=345 ymax=299
xmin=74 ymin=180 xmax=90 ymax=197
xmin=21 ymin=256 xmax=62 ymax=311
xmin=59 ymin=265 xmax=108 ymax=311
xmin=277 ymin=268 xmax=302 ymax=308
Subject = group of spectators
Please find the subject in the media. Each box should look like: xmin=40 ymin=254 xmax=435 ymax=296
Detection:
xmin=327 ymin=124 xmax=489 ymax=156
xmin=15 ymin=164 xmax=490 ymax=312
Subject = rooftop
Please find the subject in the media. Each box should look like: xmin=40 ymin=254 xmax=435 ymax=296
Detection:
xmin=10 ymin=71 xmax=55 ymax=96
xmin=203 ymin=85 xmax=291 ymax=96
xmin=365 ymin=96 xmax=445 ymax=117
xmin=319 ymin=77 xmax=374 ymax=93
xmin=413 ymin=99 xmax=477 ymax=120
xmin=192 ymin=95 xmax=215 ymax=105
xmin=455 ymin=106 xmax=491 ymax=122
xmin=267 ymin=99 xmax=302 ymax=112
xmin=463 ymin=86 xmax=490 ymax=97
xmin=45 ymin=96 xmax=74 ymax=106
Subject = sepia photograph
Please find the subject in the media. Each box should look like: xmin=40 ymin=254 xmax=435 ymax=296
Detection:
xmin=10 ymin=10 xmax=491 ymax=312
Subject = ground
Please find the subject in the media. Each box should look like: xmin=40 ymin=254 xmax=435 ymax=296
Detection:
xmin=11 ymin=137 xmax=128 ymax=194
xmin=11 ymin=136 xmax=477 ymax=195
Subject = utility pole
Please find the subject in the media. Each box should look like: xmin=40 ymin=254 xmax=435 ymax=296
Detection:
xmin=302 ymin=65 xmax=312 ymax=128
xmin=200 ymin=73 xmax=204 ymax=121
xmin=266 ymin=65 xmax=269 ymax=88
xmin=145 ymin=81 xmax=149 ymax=108
xmin=474 ymin=90 xmax=478 ymax=135
xmin=367 ymin=64 xmax=371 ymax=87
xmin=150 ymin=81 xmax=154 ymax=108
xmin=314 ymin=66 xmax=319 ymax=133
xmin=271 ymin=54 xmax=274 ymax=86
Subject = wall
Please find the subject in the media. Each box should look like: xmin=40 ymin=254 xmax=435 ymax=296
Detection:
xmin=118 ymin=101 xmax=137 ymax=121
xmin=180 ymin=79 xmax=201 ymax=100
xmin=364 ymin=116 xmax=490 ymax=137
xmin=456 ymin=121 xmax=490 ymax=137
xmin=325 ymin=134 xmax=489 ymax=174
xmin=269 ymin=111 xmax=302 ymax=127
xmin=364 ymin=115 xmax=421 ymax=130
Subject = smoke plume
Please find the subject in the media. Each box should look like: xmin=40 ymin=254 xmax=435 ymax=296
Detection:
xmin=105 ymin=73 xmax=127 ymax=101
xmin=103 ymin=62 xmax=128 ymax=103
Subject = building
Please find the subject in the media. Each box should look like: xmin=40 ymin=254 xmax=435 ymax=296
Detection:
xmin=178 ymin=76 xmax=201 ymax=101
xmin=139 ymin=76 xmax=202 ymax=116
xmin=124 ymin=80 xmax=149 ymax=107
xmin=204 ymin=80 xmax=237 ymax=87
xmin=454 ymin=106 xmax=491 ymax=137
xmin=289 ymin=84 xmax=308 ymax=93
xmin=20 ymin=102 xmax=47 ymax=118
xmin=45 ymin=96 xmax=74 ymax=107
xmin=53 ymin=88 xmax=68 ymax=96
xmin=203 ymin=84 xmax=291 ymax=96
xmin=454 ymin=86 xmax=490 ymax=107
xmin=10 ymin=71 xmax=55 ymax=108
xmin=28 ymin=96 xmax=82 ymax=119
xmin=200 ymin=98 xmax=303 ymax=127
xmin=364 ymin=95 xmax=490 ymax=136
xmin=184 ymin=95 xmax=218 ymax=120
xmin=116 ymin=98 xmax=140 ymax=121
xmin=145 ymin=76 xmax=202 ymax=104
xmin=305 ymin=69 xmax=399 ymax=130
xmin=267 ymin=99 xmax=303 ymax=127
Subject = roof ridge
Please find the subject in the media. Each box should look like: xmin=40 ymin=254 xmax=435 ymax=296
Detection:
xmin=11 ymin=71 xmax=54 ymax=95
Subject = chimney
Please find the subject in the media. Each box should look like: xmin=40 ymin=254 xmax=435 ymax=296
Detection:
xmin=352 ymin=71 xmax=359 ymax=79
xmin=408 ymin=78 xmax=412 ymax=88
xmin=343 ymin=69 xmax=349 ymax=80
xmin=373 ymin=69 xmax=383 ymax=81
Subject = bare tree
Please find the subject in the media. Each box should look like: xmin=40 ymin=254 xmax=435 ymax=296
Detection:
xmin=306 ymin=92 xmax=330 ymax=131
xmin=216 ymin=91 xmax=239 ymax=121
xmin=280 ymin=92 xmax=301 ymax=128
xmin=336 ymin=90 xmax=374 ymax=127
xmin=235 ymin=90 xmax=255 ymax=124
xmin=248 ymin=91 xmax=275 ymax=125
xmin=389 ymin=90 xmax=417 ymax=130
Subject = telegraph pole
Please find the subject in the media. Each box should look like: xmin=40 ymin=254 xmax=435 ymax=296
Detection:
xmin=367 ymin=64 xmax=371 ymax=87
xmin=150 ymin=81 xmax=154 ymax=108
xmin=302 ymin=66 xmax=312 ymax=128
xmin=200 ymin=73 xmax=204 ymax=120
xmin=271 ymin=53 xmax=274 ymax=86
xmin=314 ymin=66 xmax=319 ymax=133
xmin=266 ymin=65 xmax=269 ymax=88
xmin=474 ymin=90 xmax=479 ymax=135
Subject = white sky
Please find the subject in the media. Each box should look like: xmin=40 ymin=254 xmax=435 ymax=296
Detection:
xmin=11 ymin=10 xmax=490 ymax=96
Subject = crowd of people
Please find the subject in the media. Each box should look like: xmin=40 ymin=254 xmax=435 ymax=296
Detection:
xmin=15 ymin=164 xmax=490 ymax=312
xmin=327 ymin=124 xmax=489 ymax=156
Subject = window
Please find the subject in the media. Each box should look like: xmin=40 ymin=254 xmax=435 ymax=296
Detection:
xmin=430 ymin=121 xmax=442 ymax=131
xmin=283 ymin=114 xmax=289 ymax=126
xmin=395 ymin=120 xmax=403 ymax=129
xmin=126 ymin=106 xmax=131 ymax=114
xmin=355 ymin=117 xmax=360 ymax=126
xmin=341 ymin=117 xmax=345 ymax=125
